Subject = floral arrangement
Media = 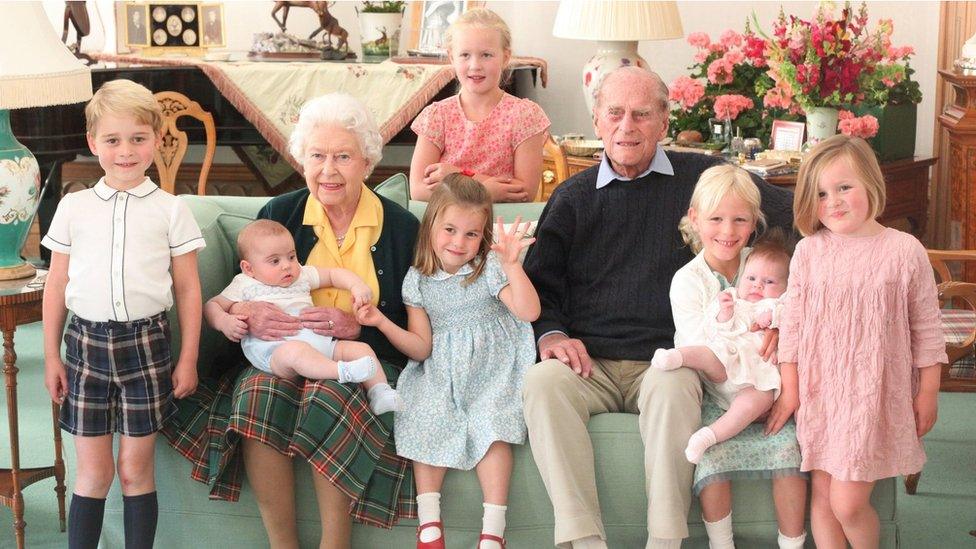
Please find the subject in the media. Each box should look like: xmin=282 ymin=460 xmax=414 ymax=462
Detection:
xmin=669 ymin=26 xmax=799 ymax=145
xmin=762 ymin=3 xmax=920 ymax=110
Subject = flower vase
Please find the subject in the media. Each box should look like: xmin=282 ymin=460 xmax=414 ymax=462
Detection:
xmin=356 ymin=9 xmax=403 ymax=61
xmin=804 ymin=107 xmax=839 ymax=146
xmin=851 ymin=103 xmax=917 ymax=161
xmin=0 ymin=109 xmax=40 ymax=280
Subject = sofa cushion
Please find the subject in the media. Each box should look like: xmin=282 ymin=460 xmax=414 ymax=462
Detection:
xmin=373 ymin=172 xmax=410 ymax=208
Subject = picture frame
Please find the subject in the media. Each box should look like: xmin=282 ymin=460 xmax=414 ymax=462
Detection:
xmin=125 ymin=2 xmax=205 ymax=55
xmin=200 ymin=3 xmax=225 ymax=48
xmin=407 ymin=1 xmax=485 ymax=55
xmin=124 ymin=3 xmax=150 ymax=48
xmin=770 ymin=120 xmax=806 ymax=152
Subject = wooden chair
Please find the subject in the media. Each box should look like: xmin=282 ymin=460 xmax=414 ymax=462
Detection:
xmin=154 ymin=91 xmax=216 ymax=195
xmin=537 ymin=135 xmax=569 ymax=201
xmin=904 ymin=249 xmax=976 ymax=495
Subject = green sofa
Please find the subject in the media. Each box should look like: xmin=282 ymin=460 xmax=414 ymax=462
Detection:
xmin=100 ymin=176 xmax=900 ymax=548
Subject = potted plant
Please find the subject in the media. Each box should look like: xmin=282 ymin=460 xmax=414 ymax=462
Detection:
xmin=357 ymin=1 xmax=406 ymax=61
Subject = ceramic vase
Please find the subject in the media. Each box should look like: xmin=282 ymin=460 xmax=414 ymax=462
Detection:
xmin=357 ymin=10 xmax=403 ymax=61
xmin=0 ymin=109 xmax=40 ymax=280
xmin=804 ymin=107 xmax=839 ymax=146
xmin=582 ymin=41 xmax=647 ymax=114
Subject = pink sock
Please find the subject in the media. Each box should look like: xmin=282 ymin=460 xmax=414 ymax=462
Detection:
xmin=651 ymin=348 xmax=683 ymax=371
xmin=685 ymin=426 xmax=717 ymax=464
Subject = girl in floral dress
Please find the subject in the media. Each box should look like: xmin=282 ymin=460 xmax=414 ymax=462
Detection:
xmin=409 ymin=8 xmax=550 ymax=203
xmin=779 ymin=135 xmax=946 ymax=548
xmin=670 ymin=164 xmax=808 ymax=549
xmin=356 ymin=175 xmax=539 ymax=549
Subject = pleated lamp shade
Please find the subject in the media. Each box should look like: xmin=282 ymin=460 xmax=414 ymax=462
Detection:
xmin=552 ymin=1 xmax=683 ymax=112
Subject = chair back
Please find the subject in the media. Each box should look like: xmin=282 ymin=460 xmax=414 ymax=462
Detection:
xmin=539 ymin=136 xmax=570 ymax=201
xmin=154 ymin=91 xmax=216 ymax=195
xmin=927 ymin=249 xmax=976 ymax=391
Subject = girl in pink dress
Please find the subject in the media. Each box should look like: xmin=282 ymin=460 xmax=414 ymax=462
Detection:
xmin=779 ymin=135 xmax=946 ymax=548
xmin=409 ymin=8 xmax=550 ymax=203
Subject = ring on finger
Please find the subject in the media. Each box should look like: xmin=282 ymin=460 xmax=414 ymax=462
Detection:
xmin=327 ymin=320 xmax=335 ymax=330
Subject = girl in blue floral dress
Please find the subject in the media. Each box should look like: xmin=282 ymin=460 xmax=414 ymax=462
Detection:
xmin=356 ymin=174 xmax=539 ymax=549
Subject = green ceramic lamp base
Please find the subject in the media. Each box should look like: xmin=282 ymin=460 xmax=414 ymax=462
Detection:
xmin=0 ymin=109 xmax=42 ymax=279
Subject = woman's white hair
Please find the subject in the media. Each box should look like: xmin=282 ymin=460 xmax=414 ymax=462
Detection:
xmin=288 ymin=93 xmax=383 ymax=174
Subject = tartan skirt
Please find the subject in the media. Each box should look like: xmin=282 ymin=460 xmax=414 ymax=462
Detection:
xmin=162 ymin=361 xmax=416 ymax=528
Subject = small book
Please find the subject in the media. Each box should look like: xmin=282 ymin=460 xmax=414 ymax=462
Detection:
xmin=741 ymin=158 xmax=788 ymax=176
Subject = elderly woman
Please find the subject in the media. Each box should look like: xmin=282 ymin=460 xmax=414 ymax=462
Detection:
xmin=167 ymin=93 xmax=418 ymax=547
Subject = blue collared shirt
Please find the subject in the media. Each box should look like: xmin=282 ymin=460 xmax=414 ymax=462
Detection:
xmin=595 ymin=143 xmax=675 ymax=189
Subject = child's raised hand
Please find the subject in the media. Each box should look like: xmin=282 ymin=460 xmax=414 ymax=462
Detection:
xmin=491 ymin=216 xmax=535 ymax=265
xmin=351 ymin=283 xmax=373 ymax=310
xmin=355 ymin=302 xmax=386 ymax=327
xmin=218 ymin=313 xmax=248 ymax=342
xmin=44 ymin=357 xmax=68 ymax=404
xmin=755 ymin=309 xmax=773 ymax=329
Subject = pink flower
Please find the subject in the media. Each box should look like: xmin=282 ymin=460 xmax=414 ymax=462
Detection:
xmin=694 ymin=50 xmax=710 ymax=64
xmin=707 ymin=58 xmax=735 ymax=85
xmin=723 ymin=49 xmax=745 ymax=66
xmin=669 ymin=76 xmax=706 ymax=110
xmin=720 ymin=29 xmax=743 ymax=49
xmin=837 ymin=111 xmax=880 ymax=139
xmin=687 ymin=32 xmax=711 ymax=49
xmin=885 ymin=45 xmax=914 ymax=60
xmin=713 ymin=94 xmax=755 ymax=120
xmin=763 ymin=86 xmax=795 ymax=110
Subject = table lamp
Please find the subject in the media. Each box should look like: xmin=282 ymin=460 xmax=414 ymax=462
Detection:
xmin=0 ymin=2 xmax=92 ymax=280
xmin=553 ymin=0 xmax=683 ymax=113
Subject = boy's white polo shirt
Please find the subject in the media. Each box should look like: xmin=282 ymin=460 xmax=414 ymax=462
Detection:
xmin=41 ymin=177 xmax=206 ymax=322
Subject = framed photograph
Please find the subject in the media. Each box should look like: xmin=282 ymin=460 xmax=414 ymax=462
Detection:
xmin=124 ymin=3 xmax=150 ymax=47
xmin=200 ymin=3 xmax=225 ymax=47
xmin=126 ymin=2 xmax=204 ymax=54
xmin=408 ymin=1 xmax=485 ymax=55
xmin=770 ymin=120 xmax=806 ymax=152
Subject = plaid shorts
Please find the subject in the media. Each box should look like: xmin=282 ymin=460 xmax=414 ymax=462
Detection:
xmin=61 ymin=312 xmax=176 ymax=437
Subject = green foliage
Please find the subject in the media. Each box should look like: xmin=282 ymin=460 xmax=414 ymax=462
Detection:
xmin=361 ymin=1 xmax=405 ymax=13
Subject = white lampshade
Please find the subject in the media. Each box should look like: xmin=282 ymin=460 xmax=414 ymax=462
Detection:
xmin=552 ymin=1 xmax=684 ymax=113
xmin=553 ymin=1 xmax=684 ymax=42
xmin=0 ymin=2 xmax=92 ymax=109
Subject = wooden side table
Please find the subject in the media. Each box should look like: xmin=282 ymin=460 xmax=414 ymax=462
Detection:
xmin=0 ymin=270 xmax=67 ymax=549
xmin=540 ymin=149 xmax=937 ymax=238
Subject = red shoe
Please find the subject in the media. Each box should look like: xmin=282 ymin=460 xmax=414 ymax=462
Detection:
xmin=478 ymin=533 xmax=506 ymax=548
xmin=416 ymin=521 xmax=445 ymax=549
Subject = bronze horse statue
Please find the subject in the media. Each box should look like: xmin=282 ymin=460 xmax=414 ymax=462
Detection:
xmin=271 ymin=1 xmax=349 ymax=51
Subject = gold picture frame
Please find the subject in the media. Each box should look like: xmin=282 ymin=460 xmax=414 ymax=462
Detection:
xmin=127 ymin=2 xmax=205 ymax=56
xmin=407 ymin=0 xmax=485 ymax=55
xmin=200 ymin=3 xmax=225 ymax=48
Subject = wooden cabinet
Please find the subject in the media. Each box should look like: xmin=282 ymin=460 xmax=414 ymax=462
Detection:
xmin=541 ymin=149 xmax=936 ymax=237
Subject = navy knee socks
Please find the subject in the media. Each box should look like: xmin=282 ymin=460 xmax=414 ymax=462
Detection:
xmin=123 ymin=491 xmax=158 ymax=549
xmin=68 ymin=493 xmax=105 ymax=549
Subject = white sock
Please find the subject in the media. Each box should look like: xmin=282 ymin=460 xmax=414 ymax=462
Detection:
xmin=337 ymin=356 xmax=376 ymax=383
xmin=647 ymin=538 xmax=682 ymax=549
xmin=651 ymin=348 xmax=684 ymax=371
xmin=479 ymin=502 xmax=507 ymax=549
xmin=777 ymin=530 xmax=806 ymax=549
xmin=685 ymin=426 xmax=718 ymax=464
xmin=703 ymin=513 xmax=735 ymax=549
xmin=366 ymin=383 xmax=401 ymax=415
xmin=571 ymin=535 xmax=608 ymax=549
xmin=416 ymin=492 xmax=442 ymax=543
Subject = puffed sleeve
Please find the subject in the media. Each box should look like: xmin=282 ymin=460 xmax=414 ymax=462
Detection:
xmin=777 ymin=240 xmax=808 ymax=364
xmin=40 ymin=192 xmax=74 ymax=254
xmin=169 ymin=198 xmax=206 ymax=256
xmin=219 ymin=273 xmax=251 ymax=303
xmin=410 ymin=102 xmax=445 ymax=151
xmin=401 ymin=267 xmax=423 ymax=308
xmin=906 ymin=239 xmax=949 ymax=368
xmin=670 ymin=263 xmax=711 ymax=348
xmin=483 ymin=252 xmax=509 ymax=298
xmin=511 ymin=99 xmax=551 ymax=149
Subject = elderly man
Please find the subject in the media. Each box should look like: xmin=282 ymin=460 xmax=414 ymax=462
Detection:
xmin=522 ymin=66 xmax=793 ymax=549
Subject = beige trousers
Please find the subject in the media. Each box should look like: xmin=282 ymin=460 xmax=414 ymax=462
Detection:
xmin=522 ymin=358 xmax=703 ymax=547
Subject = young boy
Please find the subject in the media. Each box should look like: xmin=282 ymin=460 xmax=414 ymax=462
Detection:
xmin=205 ymin=219 xmax=400 ymax=415
xmin=41 ymin=79 xmax=205 ymax=549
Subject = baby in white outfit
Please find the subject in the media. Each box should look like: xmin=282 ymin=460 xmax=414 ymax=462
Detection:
xmin=204 ymin=219 xmax=400 ymax=415
xmin=653 ymin=242 xmax=790 ymax=463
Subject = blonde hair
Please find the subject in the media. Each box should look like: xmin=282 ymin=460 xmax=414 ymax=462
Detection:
xmin=445 ymin=8 xmax=512 ymax=52
xmin=237 ymin=219 xmax=292 ymax=261
xmin=793 ymin=135 xmax=886 ymax=236
xmin=678 ymin=164 xmax=766 ymax=254
xmin=414 ymin=174 xmax=493 ymax=286
xmin=85 ymin=79 xmax=162 ymax=135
